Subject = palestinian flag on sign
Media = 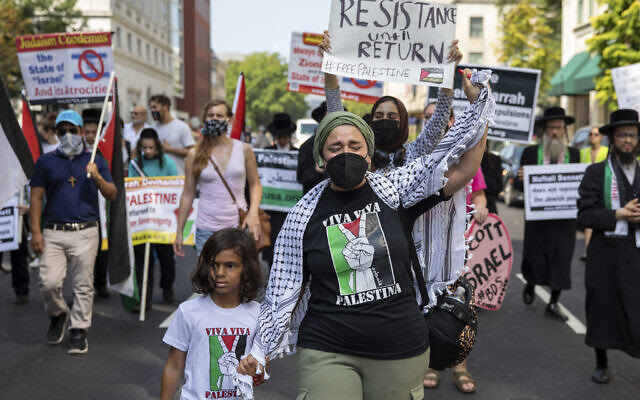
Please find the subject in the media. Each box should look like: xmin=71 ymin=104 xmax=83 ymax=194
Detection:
xmin=99 ymin=78 xmax=139 ymax=311
xmin=0 ymin=73 xmax=34 ymax=207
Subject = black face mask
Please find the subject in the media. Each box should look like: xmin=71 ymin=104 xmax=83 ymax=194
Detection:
xmin=370 ymin=119 xmax=400 ymax=148
xmin=326 ymin=152 xmax=369 ymax=190
xmin=151 ymin=111 xmax=162 ymax=121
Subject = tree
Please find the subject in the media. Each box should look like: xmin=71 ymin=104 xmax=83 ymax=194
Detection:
xmin=342 ymin=100 xmax=372 ymax=118
xmin=0 ymin=0 xmax=86 ymax=98
xmin=587 ymin=0 xmax=640 ymax=109
xmin=226 ymin=52 xmax=309 ymax=130
xmin=496 ymin=0 xmax=562 ymax=107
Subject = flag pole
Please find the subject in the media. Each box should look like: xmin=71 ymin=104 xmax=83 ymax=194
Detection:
xmin=139 ymin=241 xmax=151 ymax=322
xmin=87 ymin=71 xmax=116 ymax=178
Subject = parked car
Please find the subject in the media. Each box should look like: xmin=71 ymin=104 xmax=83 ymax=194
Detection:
xmin=500 ymin=143 xmax=526 ymax=207
xmin=571 ymin=126 xmax=609 ymax=150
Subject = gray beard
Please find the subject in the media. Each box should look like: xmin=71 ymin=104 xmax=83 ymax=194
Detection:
xmin=543 ymin=135 xmax=566 ymax=162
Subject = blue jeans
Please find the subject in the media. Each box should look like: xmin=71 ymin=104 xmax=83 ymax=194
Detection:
xmin=195 ymin=228 xmax=215 ymax=255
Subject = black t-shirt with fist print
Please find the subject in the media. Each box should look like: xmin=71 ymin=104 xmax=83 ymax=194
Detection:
xmin=298 ymin=181 xmax=446 ymax=359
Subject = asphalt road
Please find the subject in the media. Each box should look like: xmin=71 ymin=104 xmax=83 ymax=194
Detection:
xmin=1 ymin=203 xmax=639 ymax=399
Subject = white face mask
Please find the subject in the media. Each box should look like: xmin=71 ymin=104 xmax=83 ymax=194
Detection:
xmin=58 ymin=133 xmax=84 ymax=156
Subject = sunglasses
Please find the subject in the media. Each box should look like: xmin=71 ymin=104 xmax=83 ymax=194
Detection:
xmin=56 ymin=127 xmax=79 ymax=135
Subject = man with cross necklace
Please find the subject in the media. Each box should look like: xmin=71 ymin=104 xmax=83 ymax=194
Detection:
xmin=29 ymin=110 xmax=116 ymax=355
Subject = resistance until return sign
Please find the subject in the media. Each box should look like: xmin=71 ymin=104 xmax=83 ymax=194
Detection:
xmin=16 ymin=32 xmax=115 ymax=105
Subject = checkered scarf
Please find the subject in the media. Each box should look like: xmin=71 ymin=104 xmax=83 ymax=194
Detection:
xmin=239 ymin=71 xmax=495 ymax=399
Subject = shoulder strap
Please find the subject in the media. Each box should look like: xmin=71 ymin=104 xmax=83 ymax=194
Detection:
xmin=130 ymin=159 xmax=146 ymax=177
xmin=398 ymin=208 xmax=429 ymax=309
xmin=210 ymin=157 xmax=237 ymax=204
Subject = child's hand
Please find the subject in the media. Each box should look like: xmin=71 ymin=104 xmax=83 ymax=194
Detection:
xmin=238 ymin=355 xmax=261 ymax=375
xmin=252 ymin=356 xmax=270 ymax=386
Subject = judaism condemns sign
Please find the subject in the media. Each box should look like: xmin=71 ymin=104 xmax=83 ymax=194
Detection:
xmin=523 ymin=163 xmax=587 ymax=221
xmin=125 ymin=177 xmax=197 ymax=246
xmin=254 ymin=150 xmax=303 ymax=212
xmin=16 ymin=32 xmax=115 ymax=104
xmin=611 ymin=62 xmax=640 ymax=114
xmin=322 ymin=0 xmax=457 ymax=88
xmin=463 ymin=214 xmax=513 ymax=311
xmin=427 ymin=65 xmax=540 ymax=143
xmin=288 ymin=31 xmax=383 ymax=104
xmin=0 ymin=193 xmax=19 ymax=253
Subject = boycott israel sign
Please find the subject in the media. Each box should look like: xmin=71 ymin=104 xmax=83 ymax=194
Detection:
xmin=288 ymin=31 xmax=383 ymax=104
xmin=0 ymin=193 xmax=20 ymax=253
xmin=524 ymin=163 xmax=587 ymax=221
xmin=254 ymin=150 xmax=303 ymax=212
xmin=125 ymin=177 xmax=197 ymax=246
xmin=427 ymin=65 xmax=540 ymax=143
xmin=612 ymin=62 xmax=640 ymax=114
xmin=322 ymin=0 xmax=456 ymax=88
xmin=16 ymin=32 xmax=114 ymax=105
xmin=463 ymin=214 xmax=513 ymax=311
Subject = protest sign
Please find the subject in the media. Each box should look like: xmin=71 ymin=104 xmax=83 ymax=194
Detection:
xmin=427 ymin=64 xmax=540 ymax=143
xmin=287 ymin=31 xmax=383 ymax=104
xmin=611 ymin=62 xmax=640 ymax=114
xmin=0 ymin=193 xmax=20 ymax=253
xmin=464 ymin=214 xmax=513 ymax=311
xmin=16 ymin=32 xmax=115 ymax=105
xmin=524 ymin=163 xmax=587 ymax=221
xmin=254 ymin=150 xmax=303 ymax=212
xmin=125 ymin=177 xmax=197 ymax=246
xmin=322 ymin=0 xmax=457 ymax=88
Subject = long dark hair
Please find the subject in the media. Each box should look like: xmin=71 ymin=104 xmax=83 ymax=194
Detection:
xmin=191 ymin=228 xmax=263 ymax=303
xmin=370 ymin=96 xmax=409 ymax=151
xmin=135 ymin=128 xmax=164 ymax=169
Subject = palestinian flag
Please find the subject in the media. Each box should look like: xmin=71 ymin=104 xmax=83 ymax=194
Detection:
xmin=21 ymin=91 xmax=42 ymax=162
xmin=229 ymin=73 xmax=245 ymax=140
xmin=100 ymin=79 xmax=139 ymax=311
xmin=0 ymin=73 xmax=34 ymax=207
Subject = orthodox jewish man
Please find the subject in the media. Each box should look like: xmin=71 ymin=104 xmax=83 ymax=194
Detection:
xmin=577 ymin=109 xmax=640 ymax=384
xmin=517 ymin=107 xmax=580 ymax=320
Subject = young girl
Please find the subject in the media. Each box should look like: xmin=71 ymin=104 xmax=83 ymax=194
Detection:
xmin=161 ymin=228 xmax=264 ymax=400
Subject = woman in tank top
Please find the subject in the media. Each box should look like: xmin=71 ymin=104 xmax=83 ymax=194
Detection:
xmin=174 ymin=99 xmax=262 ymax=255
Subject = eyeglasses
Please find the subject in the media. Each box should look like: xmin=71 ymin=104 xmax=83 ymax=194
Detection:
xmin=614 ymin=133 xmax=639 ymax=140
xmin=56 ymin=127 xmax=79 ymax=135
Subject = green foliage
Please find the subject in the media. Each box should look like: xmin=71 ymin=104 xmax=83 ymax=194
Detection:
xmin=0 ymin=0 xmax=86 ymax=98
xmin=587 ymin=0 xmax=640 ymax=109
xmin=226 ymin=52 xmax=309 ymax=129
xmin=342 ymin=100 xmax=372 ymax=117
xmin=496 ymin=0 xmax=562 ymax=106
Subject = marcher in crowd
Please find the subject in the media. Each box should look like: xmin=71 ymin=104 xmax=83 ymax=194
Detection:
xmin=577 ymin=109 xmax=640 ymax=384
xmin=37 ymin=112 xmax=60 ymax=153
xmin=174 ymin=100 xmax=262 ymax=256
xmin=517 ymin=107 xmax=580 ymax=321
xmin=263 ymin=113 xmax=298 ymax=267
xmin=188 ymin=116 xmax=202 ymax=144
xmin=149 ymin=94 xmax=195 ymax=175
xmin=123 ymin=104 xmax=150 ymax=158
xmin=481 ymin=146 xmax=504 ymax=214
xmin=297 ymin=102 xmax=329 ymax=194
xmin=579 ymin=126 xmax=609 ymax=260
xmin=29 ymin=110 xmax=116 ymax=355
xmin=0 ymin=194 xmax=30 ymax=304
xmin=237 ymin=71 xmax=492 ymax=398
xmin=129 ymin=128 xmax=179 ymax=305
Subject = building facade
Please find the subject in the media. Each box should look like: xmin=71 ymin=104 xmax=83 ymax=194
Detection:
xmin=210 ymin=49 xmax=227 ymax=101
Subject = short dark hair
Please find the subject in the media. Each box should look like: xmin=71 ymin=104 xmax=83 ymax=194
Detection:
xmin=191 ymin=228 xmax=263 ymax=302
xmin=149 ymin=94 xmax=171 ymax=108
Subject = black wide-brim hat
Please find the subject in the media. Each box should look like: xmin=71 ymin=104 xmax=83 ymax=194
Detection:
xmin=534 ymin=106 xmax=575 ymax=127
xmin=599 ymin=109 xmax=640 ymax=136
xmin=267 ymin=113 xmax=296 ymax=137
xmin=311 ymin=102 xmax=327 ymax=123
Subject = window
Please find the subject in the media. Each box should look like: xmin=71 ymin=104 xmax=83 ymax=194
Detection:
xmin=470 ymin=17 xmax=483 ymax=38
xmin=162 ymin=52 xmax=166 ymax=69
xmin=578 ymin=0 xmax=584 ymax=23
xmin=127 ymin=33 xmax=132 ymax=52
xmin=146 ymin=43 xmax=150 ymax=61
xmin=469 ymin=52 xmax=483 ymax=64
xmin=137 ymin=38 xmax=142 ymax=56
xmin=116 ymin=27 xmax=121 ymax=47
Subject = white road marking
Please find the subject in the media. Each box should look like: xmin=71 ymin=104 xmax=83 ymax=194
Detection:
xmin=159 ymin=293 xmax=199 ymax=328
xmin=516 ymin=273 xmax=586 ymax=335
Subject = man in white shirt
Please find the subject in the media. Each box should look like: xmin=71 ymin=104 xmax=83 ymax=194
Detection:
xmin=148 ymin=94 xmax=195 ymax=175
xmin=123 ymin=104 xmax=150 ymax=158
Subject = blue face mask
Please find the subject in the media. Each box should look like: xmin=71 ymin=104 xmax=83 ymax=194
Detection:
xmin=58 ymin=133 xmax=84 ymax=156
xmin=202 ymin=119 xmax=228 ymax=138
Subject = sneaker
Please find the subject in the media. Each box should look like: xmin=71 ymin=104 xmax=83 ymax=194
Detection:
xmin=14 ymin=293 xmax=29 ymax=305
xmin=68 ymin=329 xmax=88 ymax=355
xmin=47 ymin=312 xmax=68 ymax=345
xmin=163 ymin=289 xmax=175 ymax=303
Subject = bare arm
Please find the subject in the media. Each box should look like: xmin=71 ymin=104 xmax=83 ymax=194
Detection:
xmin=29 ymin=187 xmax=45 ymax=253
xmin=160 ymin=347 xmax=187 ymax=400
xmin=320 ymin=30 xmax=344 ymax=113
xmin=163 ymin=142 xmax=194 ymax=157
xmin=443 ymin=126 xmax=488 ymax=196
xmin=85 ymin=162 xmax=117 ymax=201
xmin=242 ymin=144 xmax=263 ymax=241
xmin=471 ymin=189 xmax=488 ymax=223
xmin=173 ymin=149 xmax=198 ymax=256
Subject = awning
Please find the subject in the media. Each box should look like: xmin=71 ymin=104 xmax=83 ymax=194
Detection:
xmin=549 ymin=52 xmax=601 ymax=96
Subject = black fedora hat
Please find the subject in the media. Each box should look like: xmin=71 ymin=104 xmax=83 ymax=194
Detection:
xmin=535 ymin=107 xmax=575 ymax=127
xmin=599 ymin=109 xmax=640 ymax=136
xmin=311 ymin=102 xmax=327 ymax=123
xmin=267 ymin=113 xmax=296 ymax=137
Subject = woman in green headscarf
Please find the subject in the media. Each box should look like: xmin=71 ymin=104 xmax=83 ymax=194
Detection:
xmin=237 ymin=70 xmax=494 ymax=400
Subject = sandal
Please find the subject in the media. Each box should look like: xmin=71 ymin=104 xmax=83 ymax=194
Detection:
xmin=423 ymin=369 xmax=440 ymax=389
xmin=452 ymin=370 xmax=477 ymax=393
